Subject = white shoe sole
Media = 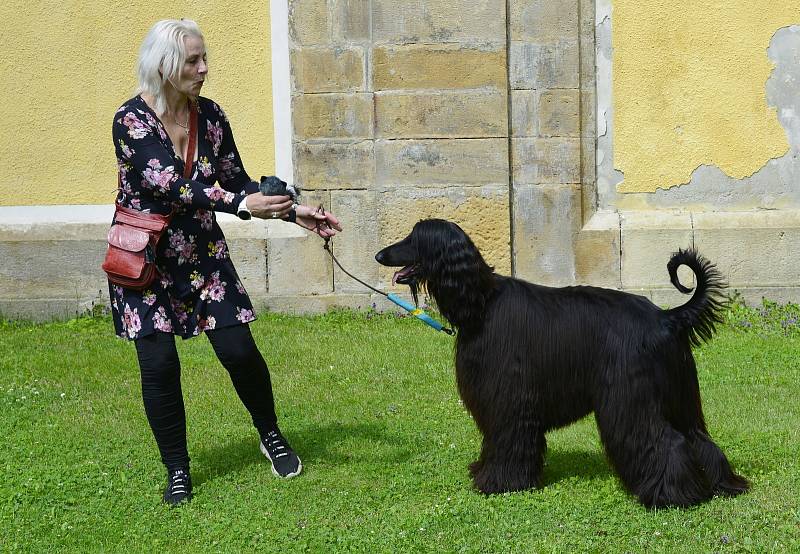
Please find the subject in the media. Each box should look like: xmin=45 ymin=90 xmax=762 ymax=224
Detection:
xmin=260 ymin=442 xmax=303 ymax=479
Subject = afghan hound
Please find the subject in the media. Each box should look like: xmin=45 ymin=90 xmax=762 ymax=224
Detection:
xmin=375 ymin=219 xmax=748 ymax=508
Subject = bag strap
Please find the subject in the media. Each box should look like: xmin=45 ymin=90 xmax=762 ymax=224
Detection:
xmin=183 ymin=100 xmax=198 ymax=179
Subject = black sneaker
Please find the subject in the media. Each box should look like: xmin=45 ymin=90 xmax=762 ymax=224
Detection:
xmin=260 ymin=429 xmax=302 ymax=478
xmin=163 ymin=468 xmax=192 ymax=506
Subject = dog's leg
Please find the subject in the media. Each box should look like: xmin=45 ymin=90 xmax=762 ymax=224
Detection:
xmin=687 ymin=430 xmax=749 ymax=497
xmin=595 ymin=398 xmax=714 ymax=508
xmin=469 ymin=417 xmax=545 ymax=495
xmin=670 ymin=351 xmax=749 ymax=498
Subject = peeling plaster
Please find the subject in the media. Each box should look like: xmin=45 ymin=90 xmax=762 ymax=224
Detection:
xmin=595 ymin=0 xmax=624 ymax=207
xmin=768 ymin=26 xmax=800 ymax=156
xmin=597 ymin=9 xmax=800 ymax=212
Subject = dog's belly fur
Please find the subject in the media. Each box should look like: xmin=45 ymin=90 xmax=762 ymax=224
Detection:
xmin=454 ymin=276 xmax=662 ymax=432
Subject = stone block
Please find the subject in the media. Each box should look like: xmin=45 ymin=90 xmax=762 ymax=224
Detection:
xmin=510 ymin=0 xmax=580 ymax=42
xmin=512 ymin=183 xmax=581 ymax=286
xmin=376 ymin=138 xmax=508 ymax=186
xmin=292 ymin=93 xmax=373 ymax=139
xmin=620 ymin=211 xmax=694 ymax=290
xmin=266 ymin=190 xmax=333 ymax=295
xmin=294 ymin=140 xmax=375 ymax=190
xmin=512 ymin=138 xmax=581 ymax=184
xmin=580 ymin=89 xmax=595 ymax=138
xmin=331 ymin=0 xmax=370 ymax=42
xmin=375 ymin=185 xmax=511 ymax=290
xmin=289 ymin=0 xmax=330 ymax=45
xmin=375 ymin=91 xmax=507 ymax=139
xmin=216 ymin=218 xmax=306 ymax=300
xmin=575 ymin=210 xmax=621 ymax=288
xmin=372 ymin=44 xmax=506 ymax=90
xmin=291 ymin=47 xmax=365 ymax=92
xmin=539 ymin=89 xmax=580 ymax=137
xmin=330 ymin=190 xmax=380 ymax=293
xmin=0 ymin=237 xmax=109 ymax=299
xmin=372 ymin=0 xmax=506 ymax=43
xmin=693 ymin=211 xmax=800 ymax=287
xmin=511 ymin=90 xmax=538 ymax=137
xmin=510 ymin=40 xmax=580 ymax=89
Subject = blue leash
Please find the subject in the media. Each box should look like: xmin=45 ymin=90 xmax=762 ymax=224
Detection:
xmin=321 ymin=238 xmax=454 ymax=336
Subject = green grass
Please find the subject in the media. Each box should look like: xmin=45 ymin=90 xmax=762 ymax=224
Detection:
xmin=1 ymin=303 xmax=799 ymax=553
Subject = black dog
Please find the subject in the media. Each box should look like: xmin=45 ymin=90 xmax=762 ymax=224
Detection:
xmin=375 ymin=219 xmax=748 ymax=508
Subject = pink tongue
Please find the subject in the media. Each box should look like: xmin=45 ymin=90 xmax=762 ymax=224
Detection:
xmin=392 ymin=266 xmax=412 ymax=285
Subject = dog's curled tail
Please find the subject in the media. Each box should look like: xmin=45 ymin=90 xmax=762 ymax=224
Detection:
xmin=665 ymin=249 xmax=727 ymax=347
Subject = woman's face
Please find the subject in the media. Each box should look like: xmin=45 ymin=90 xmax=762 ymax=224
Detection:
xmin=171 ymin=35 xmax=207 ymax=97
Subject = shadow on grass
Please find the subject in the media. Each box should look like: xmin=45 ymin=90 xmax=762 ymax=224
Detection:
xmin=541 ymin=448 xmax=613 ymax=486
xmin=192 ymin=422 xmax=410 ymax=486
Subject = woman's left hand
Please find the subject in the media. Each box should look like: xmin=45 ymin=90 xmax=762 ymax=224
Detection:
xmin=294 ymin=204 xmax=342 ymax=238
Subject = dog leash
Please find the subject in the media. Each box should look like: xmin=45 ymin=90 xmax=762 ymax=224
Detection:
xmin=315 ymin=206 xmax=454 ymax=336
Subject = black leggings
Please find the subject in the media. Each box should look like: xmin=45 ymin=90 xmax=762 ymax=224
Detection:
xmin=134 ymin=324 xmax=277 ymax=471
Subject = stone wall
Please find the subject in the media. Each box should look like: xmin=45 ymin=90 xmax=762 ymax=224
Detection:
xmin=289 ymin=0 xmax=512 ymax=305
xmin=2 ymin=0 xmax=798 ymax=321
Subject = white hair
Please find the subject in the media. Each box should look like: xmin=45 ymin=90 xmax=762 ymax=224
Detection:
xmin=136 ymin=19 xmax=205 ymax=115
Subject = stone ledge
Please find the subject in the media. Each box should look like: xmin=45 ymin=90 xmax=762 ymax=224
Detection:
xmin=0 ymin=206 xmax=305 ymax=240
xmin=592 ymin=209 xmax=800 ymax=302
xmin=3 ymin=207 xmax=799 ymax=321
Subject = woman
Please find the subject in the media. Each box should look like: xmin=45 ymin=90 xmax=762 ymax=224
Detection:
xmin=109 ymin=19 xmax=341 ymax=506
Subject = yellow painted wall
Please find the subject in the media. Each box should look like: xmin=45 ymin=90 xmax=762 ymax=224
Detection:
xmin=614 ymin=2 xmax=800 ymax=192
xmin=0 ymin=1 xmax=274 ymax=206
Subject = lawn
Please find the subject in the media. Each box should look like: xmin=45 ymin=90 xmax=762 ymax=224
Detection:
xmin=1 ymin=303 xmax=799 ymax=552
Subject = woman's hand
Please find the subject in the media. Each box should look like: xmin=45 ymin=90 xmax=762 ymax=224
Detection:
xmin=245 ymin=192 xmax=293 ymax=219
xmin=294 ymin=204 xmax=342 ymax=238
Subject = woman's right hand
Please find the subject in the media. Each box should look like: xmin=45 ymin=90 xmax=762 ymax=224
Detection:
xmin=245 ymin=192 xmax=294 ymax=220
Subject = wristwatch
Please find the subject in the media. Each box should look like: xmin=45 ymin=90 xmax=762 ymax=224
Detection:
xmin=237 ymin=197 xmax=252 ymax=220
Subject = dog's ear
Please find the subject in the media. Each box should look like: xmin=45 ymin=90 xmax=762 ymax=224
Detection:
xmin=419 ymin=221 xmax=493 ymax=328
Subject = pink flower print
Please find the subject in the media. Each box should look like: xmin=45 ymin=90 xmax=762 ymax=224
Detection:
xmin=206 ymin=120 xmax=223 ymax=156
xmin=170 ymin=297 xmax=190 ymax=324
xmin=113 ymin=285 xmax=124 ymax=296
xmin=143 ymin=112 xmax=168 ymax=141
xmin=143 ymin=162 xmax=177 ymax=194
xmin=142 ymin=290 xmax=157 ymax=306
xmin=121 ymin=112 xmax=149 ymax=139
xmin=207 ymin=283 xmax=225 ymax=302
xmin=194 ymin=210 xmax=213 ymax=230
xmin=236 ymin=307 xmax=255 ymax=323
xmin=152 ymin=306 xmax=173 ymax=333
xmin=159 ymin=272 xmax=174 ymax=289
xmin=200 ymin=270 xmax=227 ymax=302
xmin=129 ymin=198 xmax=142 ymax=210
xmin=203 ymin=185 xmax=236 ymax=205
xmin=190 ymin=270 xmax=205 ymax=290
xmin=236 ymin=280 xmax=246 ymax=295
xmin=179 ymin=184 xmax=193 ymax=203
xmin=122 ymin=303 xmax=141 ymax=338
xmin=208 ymin=240 xmax=228 ymax=260
xmin=118 ymin=139 xmax=135 ymax=159
xmin=198 ymin=316 xmax=217 ymax=332
xmin=198 ymin=156 xmax=213 ymax=177
xmin=218 ymin=152 xmax=242 ymax=182
xmin=166 ymin=229 xmax=198 ymax=265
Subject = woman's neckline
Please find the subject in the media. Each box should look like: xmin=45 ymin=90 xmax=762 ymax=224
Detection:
xmin=136 ymin=94 xmax=200 ymax=164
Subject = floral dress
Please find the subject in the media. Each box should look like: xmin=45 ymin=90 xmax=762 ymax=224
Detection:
xmin=109 ymin=95 xmax=260 ymax=340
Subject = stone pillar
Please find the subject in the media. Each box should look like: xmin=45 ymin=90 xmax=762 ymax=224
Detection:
xmin=288 ymin=0 xmax=511 ymax=307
